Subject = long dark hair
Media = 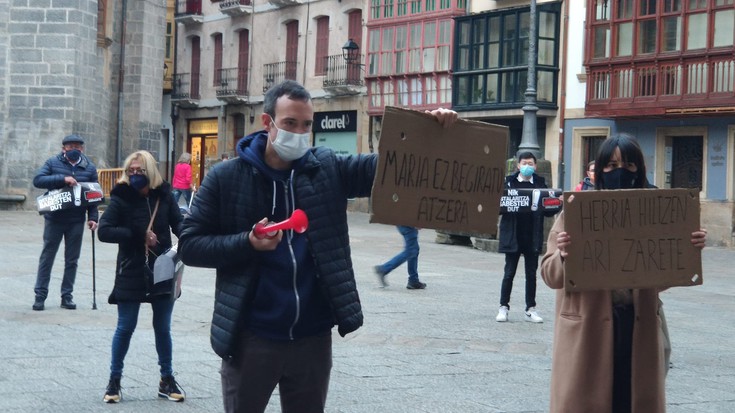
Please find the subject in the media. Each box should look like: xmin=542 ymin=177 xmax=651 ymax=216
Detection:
xmin=594 ymin=133 xmax=649 ymax=190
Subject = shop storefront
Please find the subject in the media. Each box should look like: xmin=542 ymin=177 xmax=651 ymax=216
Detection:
xmin=313 ymin=110 xmax=358 ymax=155
xmin=187 ymin=118 xmax=219 ymax=186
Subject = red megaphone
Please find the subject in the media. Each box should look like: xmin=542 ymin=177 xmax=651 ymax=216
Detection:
xmin=253 ymin=209 xmax=309 ymax=238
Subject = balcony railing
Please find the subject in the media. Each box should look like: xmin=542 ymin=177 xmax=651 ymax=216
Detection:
xmin=174 ymin=0 xmax=203 ymax=24
xmin=269 ymin=0 xmax=300 ymax=7
xmin=586 ymin=55 xmax=735 ymax=117
xmin=220 ymin=0 xmax=253 ymax=16
xmin=262 ymin=61 xmax=298 ymax=93
xmin=172 ymin=73 xmax=201 ymax=108
xmin=216 ymin=67 xmax=249 ymax=104
xmin=323 ymin=54 xmax=363 ymax=96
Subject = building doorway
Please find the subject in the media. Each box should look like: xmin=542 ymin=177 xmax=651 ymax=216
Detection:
xmin=667 ymin=135 xmax=703 ymax=190
xmin=187 ymin=118 xmax=219 ymax=187
xmin=190 ymin=136 xmax=218 ymax=187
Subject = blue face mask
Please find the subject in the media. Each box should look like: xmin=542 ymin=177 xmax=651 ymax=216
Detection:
xmin=519 ymin=165 xmax=535 ymax=177
xmin=65 ymin=149 xmax=81 ymax=163
xmin=129 ymin=174 xmax=149 ymax=191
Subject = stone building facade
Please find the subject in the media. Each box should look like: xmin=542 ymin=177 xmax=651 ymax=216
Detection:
xmin=0 ymin=0 xmax=168 ymax=210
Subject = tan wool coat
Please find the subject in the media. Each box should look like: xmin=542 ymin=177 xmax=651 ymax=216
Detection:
xmin=540 ymin=212 xmax=666 ymax=413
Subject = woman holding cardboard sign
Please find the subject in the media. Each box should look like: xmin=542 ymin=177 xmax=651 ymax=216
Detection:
xmin=540 ymin=134 xmax=707 ymax=413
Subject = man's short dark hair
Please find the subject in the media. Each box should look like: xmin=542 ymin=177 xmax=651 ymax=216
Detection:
xmin=517 ymin=151 xmax=536 ymax=163
xmin=263 ymin=80 xmax=311 ymax=118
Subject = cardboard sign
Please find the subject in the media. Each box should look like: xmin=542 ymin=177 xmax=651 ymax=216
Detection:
xmin=370 ymin=106 xmax=509 ymax=235
xmin=499 ymin=188 xmax=564 ymax=213
xmin=562 ymin=188 xmax=702 ymax=291
xmin=36 ymin=182 xmax=104 ymax=213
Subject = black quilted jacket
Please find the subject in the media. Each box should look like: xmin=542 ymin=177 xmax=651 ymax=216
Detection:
xmin=179 ymin=132 xmax=377 ymax=360
xmin=98 ymin=182 xmax=183 ymax=303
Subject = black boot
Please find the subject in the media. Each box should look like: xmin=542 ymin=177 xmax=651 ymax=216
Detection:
xmin=60 ymin=296 xmax=77 ymax=310
xmin=32 ymin=297 xmax=45 ymax=311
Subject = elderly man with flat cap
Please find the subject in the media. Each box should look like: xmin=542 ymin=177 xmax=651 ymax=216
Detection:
xmin=32 ymin=134 xmax=99 ymax=311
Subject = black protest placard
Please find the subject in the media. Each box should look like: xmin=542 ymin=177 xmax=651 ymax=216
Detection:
xmin=37 ymin=182 xmax=104 ymax=213
xmin=499 ymin=188 xmax=563 ymax=213
xmin=563 ymin=188 xmax=702 ymax=291
xmin=370 ymin=106 xmax=508 ymax=235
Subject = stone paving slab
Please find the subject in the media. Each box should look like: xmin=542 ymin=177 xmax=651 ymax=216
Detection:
xmin=0 ymin=211 xmax=734 ymax=412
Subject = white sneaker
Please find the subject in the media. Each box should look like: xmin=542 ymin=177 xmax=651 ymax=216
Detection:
xmin=525 ymin=307 xmax=544 ymax=323
xmin=496 ymin=306 xmax=509 ymax=322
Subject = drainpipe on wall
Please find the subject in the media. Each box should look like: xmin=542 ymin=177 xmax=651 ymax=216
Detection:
xmin=115 ymin=0 xmax=129 ymax=167
xmin=170 ymin=11 xmax=180 ymax=180
xmin=557 ymin=0 xmax=569 ymax=189
xmin=301 ymin=0 xmax=311 ymax=85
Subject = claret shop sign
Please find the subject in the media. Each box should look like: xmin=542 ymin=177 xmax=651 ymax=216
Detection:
xmin=313 ymin=111 xmax=357 ymax=133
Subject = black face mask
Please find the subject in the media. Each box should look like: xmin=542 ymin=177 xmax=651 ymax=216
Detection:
xmin=602 ymin=168 xmax=638 ymax=189
xmin=65 ymin=149 xmax=81 ymax=163
xmin=129 ymin=174 xmax=149 ymax=191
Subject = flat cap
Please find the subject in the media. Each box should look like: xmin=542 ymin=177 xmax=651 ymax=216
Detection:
xmin=62 ymin=134 xmax=85 ymax=145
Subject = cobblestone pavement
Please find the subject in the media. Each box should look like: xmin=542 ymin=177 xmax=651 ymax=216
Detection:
xmin=1 ymin=210 xmax=733 ymax=412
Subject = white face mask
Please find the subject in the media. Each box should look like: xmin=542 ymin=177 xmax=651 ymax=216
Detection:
xmin=269 ymin=122 xmax=312 ymax=161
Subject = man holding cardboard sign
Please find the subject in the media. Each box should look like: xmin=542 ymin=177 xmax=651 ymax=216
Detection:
xmin=540 ymin=134 xmax=707 ymax=413
xmin=179 ymin=80 xmax=458 ymax=413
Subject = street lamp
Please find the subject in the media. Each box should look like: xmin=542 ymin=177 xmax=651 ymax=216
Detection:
xmin=342 ymin=39 xmax=360 ymax=64
xmin=518 ymin=0 xmax=541 ymax=160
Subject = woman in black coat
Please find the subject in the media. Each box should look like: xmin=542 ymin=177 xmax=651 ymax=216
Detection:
xmin=97 ymin=150 xmax=184 ymax=404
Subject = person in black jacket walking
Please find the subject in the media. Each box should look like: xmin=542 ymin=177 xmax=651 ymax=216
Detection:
xmin=495 ymin=151 xmax=557 ymax=323
xmin=97 ymin=150 xmax=184 ymax=404
xmin=32 ymin=134 xmax=99 ymax=311
xmin=178 ymin=80 xmax=457 ymax=413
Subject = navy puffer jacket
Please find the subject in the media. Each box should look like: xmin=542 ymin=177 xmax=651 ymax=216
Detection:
xmin=179 ymin=131 xmax=377 ymax=360
xmin=33 ymin=152 xmax=99 ymax=223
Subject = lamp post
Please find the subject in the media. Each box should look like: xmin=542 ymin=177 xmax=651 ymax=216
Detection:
xmin=518 ymin=0 xmax=541 ymax=160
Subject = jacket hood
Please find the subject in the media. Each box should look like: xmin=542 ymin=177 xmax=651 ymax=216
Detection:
xmin=236 ymin=131 xmax=315 ymax=181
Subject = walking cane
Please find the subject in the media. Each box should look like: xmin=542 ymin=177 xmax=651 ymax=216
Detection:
xmin=91 ymin=229 xmax=98 ymax=310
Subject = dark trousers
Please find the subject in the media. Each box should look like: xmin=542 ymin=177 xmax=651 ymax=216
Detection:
xmin=612 ymin=304 xmax=635 ymax=413
xmin=221 ymin=330 xmax=332 ymax=413
xmin=34 ymin=219 xmax=84 ymax=300
xmin=499 ymin=250 xmax=538 ymax=311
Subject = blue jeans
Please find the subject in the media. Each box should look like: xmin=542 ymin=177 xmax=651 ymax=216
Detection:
xmin=172 ymin=188 xmax=192 ymax=207
xmin=34 ymin=219 xmax=84 ymax=300
xmin=377 ymin=226 xmax=420 ymax=282
xmin=110 ymin=297 xmax=175 ymax=379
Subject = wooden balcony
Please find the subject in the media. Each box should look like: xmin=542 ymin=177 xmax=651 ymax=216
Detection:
xmin=262 ymin=61 xmax=298 ymax=93
xmin=216 ymin=67 xmax=249 ymax=104
xmin=219 ymin=0 xmax=253 ymax=17
xmin=174 ymin=0 xmax=203 ymax=25
xmin=322 ymin=54 xmax=363 ymax=96
xmin=586 ymin=54 xmax=735 ymax=118
xmin=171 ymin=73 xmax=201 ymax=108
